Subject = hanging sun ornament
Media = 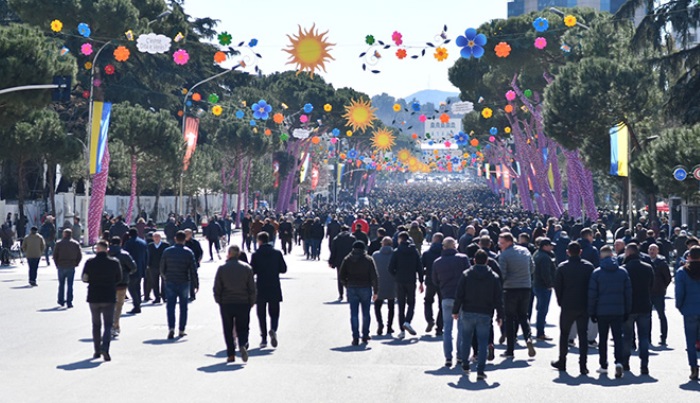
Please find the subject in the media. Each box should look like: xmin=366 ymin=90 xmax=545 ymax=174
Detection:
xmin=284 ymin=24 xmax=335 ymax=77
xmin=397 ymin=148 xmax=412 ymax=163
xmin=564 ymin=15 xmax=577 ymax=27
xmin=371 ymin=128 xmax=396 ymax=152
xmin=343 ymin=98 xmax=377 ymax=133
xmin=494 ymin=42 xmax=511 ymax=58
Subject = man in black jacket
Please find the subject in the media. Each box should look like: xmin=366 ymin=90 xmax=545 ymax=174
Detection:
xmin=326 ymin=215 xmax=342 ymax=252
xmin=184 ymin=229 xmax=203 ymax=301
xmin=452 ymin=249 xmax=503 ymax=379
xmin=389 ymin=231 xmax=424 ymax=339
xmin=340 ymin=241 xmax=379 ymax=345
xmin=279 ymin=217 xmax=294 ymax=255
xmin=330 ymin=226 xmax=355 ymax=302
xmin=205 ymin=216 xmax=224 ymax=262
xmin=532 ymin=238 xmax=556 ymax=341
xmin=310 ymin=217 xmax=325 ymax=260
xmin=109 ymin=237 xmax=136 ymax=337
xmin=82 ymin=241 xmax=122 ymax=361
xmin=160 ymin=231 xmax=198 ymax=340
xmin=367 ymin=228 xmax=386 ymax=257
xmin=352 ymin=224 xmax=369 ymax=246
xmin=648 ymin=244 xmax=672 ymax=345
xmin=551 ymin=242 xmax=595 ymax=374
xmin=146 ymin=232 xmax=169 ymax=304
xmin=422 ymin=233 xmax=445 ymax=336
xmin=621 ymin=243 xmax=655 ymax=375
xmin=251 ymin=232 xmax=287 ymax=349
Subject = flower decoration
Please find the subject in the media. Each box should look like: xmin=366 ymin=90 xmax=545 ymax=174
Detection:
xmin=173 ymin=49 xmax=189 ymax=65
xmin=505 ymin=127 xmax=512 ymax=134
xmin=104 ymin=64 xmax=115 ymax=75
xmin=434 ymin=47 xmax=448 ymax=61
xmin=177 ymin=110 xmax=184 ymax=117
xmin=235 ymin=110 xmax=245 ymax=119
xmin=214 ymin=51 xmax=227 ymax=63
xmin=419 ymin=114 xmax=427 ymax=123
xmin=365 ymin=35 xmax=375 ymax=45
xmin=412 ymin=133 xmax=418 ymax=139
xmin=392 ymin=104 xmax=402 ymax=112
xmin=489 ymin=127 xmax=498 ymax=135
xmin=311 ymin=136 xmax=321 ymax=145
xmin=470 ymin=139 xmax=479 ymax=147
xmin=348 ymin=149 xmax=358 ymax=159
xmin=505 ymin=90 xmax=516 ymax=101
xmin=280 ymin=133 xmax=289 ymax=141
xmin=489 ymin=136 xmax=496 ymax=142
xmin=80 ymin=43 xmax=93 ymax=56
xmin=212 ymin=105 xmax=223 ymax=116
xmin=192 ymin=93 xmax=202 ymax=102
xmin=93 ymin=79 xmax=102 ymax=88
xmin=439 ymin=113 xmax=450 ymax=123
xmin=564 ymin=15 xmax=577 ymax=28
xmin=252 ymin=100 xmax=272 ymax=120
xmin=346 ymin=130 xmax=353 ymax=137
xmin=273 ymin=113 xmax=284 ymax=124
xmin=113 ymin=46 xmax=130 ymax=62
xmin=454 ymin=132 xmax=468 ymax=146
xmin=50 ymin=19 xmax=63 ymax=32
xmin=392 ymin=31 xmax=403 ymax=46
xmin=82 ymin=90 xmax=90 ymax=99
xmin=534 ymin=37 xmax=547 ymax=50
xmin=264 ymin=128 xmax=272 ymax=136
xmin=481 ymin=107 xmax=493 ymax=119
xmin=396 ymin=48 xmax=407 ymax=59
xmin=84 ymin=61 xmax=92 ymax=70
xmin=444 ymin=141 xmax=452 ymax=148
xmin=208 ymin=94 xmax=219 ymax=104
xmin=456 ymin=28 xmax=487 ymax=59
xmin=504 ymin=105 xmax=514 ymax=113
xmin=524 ymin=89 xmax=533 ymax=98
xmin=411 ymin=102 xmax=421 ymax=112
xmin=218 ymin=32 xmax=232 ymax=46
xmin=248 ymin=38 xmax=258 ymax=47
xmin=77 ymin=23 xmax=91 ymax=38
xmin=249 ymin=120 xmax=257 ymax=127
xmin=533 ymin=17 xmax=549 ymax=32
xmin=299 ymin=115 xmax=308 ymax=123
xmin=303 ymin=103 xmax=314 ymax=114
xmin=494 ymin=42 xmax=511 ymax=58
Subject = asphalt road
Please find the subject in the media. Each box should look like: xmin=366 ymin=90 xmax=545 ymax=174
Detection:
xmin=1 ymin=233 xmax=698 ymax=402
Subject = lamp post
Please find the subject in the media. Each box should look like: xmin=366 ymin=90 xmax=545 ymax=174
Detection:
xmin=179 ymin=63 xmax=245 ymax=216
xmin=67 ymin=134 xmax=90 ymax=246
xmin=548 ymin=7 xmax=591 ymax=30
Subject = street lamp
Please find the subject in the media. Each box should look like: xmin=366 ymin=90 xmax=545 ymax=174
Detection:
xmin=548 ymin=7 xmax=591 ymax=30
xmin=148 ymin=10 xmax=172 ymax=26
xmin=67 ymin=133 xmax=90 ymax=246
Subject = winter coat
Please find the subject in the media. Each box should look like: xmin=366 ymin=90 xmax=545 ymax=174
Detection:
xmin=164 ymin=221 xmax=178 ymax=241
xmin=81 ymin=252 xmax=122 ymax=303
xmin=372 ymin=246 xmax=396 ymax=300
xmin=310 ymin=222 xmax=325 ymax=240
xmin=554 ymin=256 xmax=595 ymax=312
xmin=340 ymin=249 xmax=379 ymax=291
xmin=452 ymin=265 xmax=503 ymax=319
xmin=388 ymin=242 xmax=423 ymax=285
xmin=39 ymin=222 xmax=56 ymax=243
xmin=109 ymin=246 xmax=137 ymax=288
xmin=21 ymin=232 xmax=45 ymax=259
xmin=52 ymin=237 xmax=82 ymax=268
xmin=109 ymin=221 xmax=129 ymax=240
xmin=457 ymin=233 xmax=473 ymax=255
xmin=675 ymin=262 xmax=700 ymax=316
xmin=578 ymin=238 xmax=600 ymax=268
xmin=650 ymin=256 xmax=672 ymax=297
xmin=622 ymin=255 xmax=655 ymax=314
xmin=352 ymin=230 xmax=369 ymax=246
xmin=327 ymin=220 xmax=341 ymax=242
xmin=250 ymin=244 xmax=287 ymax=303
xmin=432 ymin=248 xmax=470 ymax=299
xmin=498 ymin=244 xmax=534 ymax=290
xmin=408 ymin=227 xmax=424 ymax=249
xmin=123 ymin=236 xmax=148 ymax=277
xmin=205 ymin=221 xmax=223 ymax=240
xmin=185 ymin=239 xmax=203 ymax=266
xmin=160 ymin=244 xmax=198 ymax=287
xmin=147 ymin=241 xmax=169 ymax=271
xmin=214 ymin=258 xmax=256 ymax=305
xmin=329 ymin=231 xmax=356 ymax=268
xmin=279 ymin=222 xmax=293 ymax=238
xmin=421 ymin=243 xmax=443 ymax=287
xmin=533 ymin=249 xmax=556 ymax=289
xmin=554 ymin=235 xmax=571 ymax=265
xmin=588 ymin=257 xmax=632 ymax=317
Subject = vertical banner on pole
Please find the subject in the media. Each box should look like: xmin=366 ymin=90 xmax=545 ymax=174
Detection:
xmin=88 ymin=101 xmax=112 ymax=175
xmin=183 ymin=117 xmax=200 ymax=171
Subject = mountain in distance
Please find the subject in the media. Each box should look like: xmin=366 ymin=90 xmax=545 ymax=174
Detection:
xmin=404 ymin=89 xmax=460 ymax=106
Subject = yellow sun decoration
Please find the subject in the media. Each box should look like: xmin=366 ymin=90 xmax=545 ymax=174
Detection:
xmin=397 ymin=148 xmax=412 ymax=163
xmin=284 ymin=24 xmax=335 ymax=77
xmin=371 ymin=128 xmax=396 ymax=152
xmin=343 ymin=98 xmax=377 ymax=133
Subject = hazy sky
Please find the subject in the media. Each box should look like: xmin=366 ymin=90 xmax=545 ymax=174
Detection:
xmin=185 ymin=0 xmax=508 ymax=98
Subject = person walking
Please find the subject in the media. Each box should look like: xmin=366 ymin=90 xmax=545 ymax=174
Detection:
xmin=123 ymin=229 xmax=147 ymax=314
xmin=81 ymin=240 xmax=122 ymax=361
xmin=588 ymin=245 xmax=632 ymax=378
xmin=352 ymin=224 xmax=369 ymax=246
xmin=532 ymin=238 xmax=556 ymax=341
xmin=422 ymin=233 xmax=445 ymax=336
xmin=408 ymin=222 xmax=425 ymax=253
xmin=160 ymin=231 xmax=198 ymax=340
xmin=39 ymin=216 xmax=56 ymax=266
xmin=340 ymin=241 xmax=379 ymax=345
xmin=675 ymin=245 xmax=700 ymax=381
xmin=22 ymin=226 xmax=45 ymax=287
xmin=205 ymin=215 xmax=223 ymax=261
xmin=452 ymin=249 xmax=504 ymax=379
xmin=551 ymin=242 xmax=595 ymax=375
xmin=250 ymin=232 xmax=287 ymax=348
xmin=108 ymin=237 xmax=136 ymax=338
xmin=432 ymin=237 xmax=470 ymax=368
xmin=146 ymin=232 xmax=169 ymax=304
xmin=621 ymin=243 xmax=655 ymax=375
xmin=214 ymin=245 xmax=256 ymax=363
xmin=329 ymin=226 xmax=355 ymax=302
xmin=648 ymin=244 xmax=672 ymax=346
xmin=52 ymin=229 xmax=82 ymax=308
xmin=372 ymin=237 xmax=397 ymax=335
xmin=388 ymin=231 xmax=424 ymax=339
xmin=279 ymin=217 xmax=294 ymax=256
xmin=310 ymin=217 xmax=325 ymax=260
xmin=184 ymin=229 xmax=203 ymax=302
xmin=498 ymin=232 xmax=536 ymax=358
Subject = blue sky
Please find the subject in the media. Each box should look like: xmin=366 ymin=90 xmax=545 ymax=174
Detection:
xmin=185 ymin=0 xmax=508 ymax=98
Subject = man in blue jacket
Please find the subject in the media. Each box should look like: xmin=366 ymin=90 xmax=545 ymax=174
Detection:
xmin=621 ymin=243 xmax=655 ymax=375
xmin=123 ymin=228 xmax=148 ymax=314
xmin=675 ymin=245 xmax=700 ymax=381
xmin=588 ymin=245 xmax=632 ymax=379
xmin=160 ymin=231 xmax=198 ymax=340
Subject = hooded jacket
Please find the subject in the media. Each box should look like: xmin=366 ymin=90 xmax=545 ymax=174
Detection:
xmin=340 ymin=249 xmax=379 ymax=291
xmin=372 ymin=246 xmax=396 ymax=300
xmin=588 ymin=257 xmax=632 ymax=317
xmin=388 ymin=242 xmax=423 ymax=285
xmin=622 ymin=254 xmax=655 ymax=314
xmin=432 ymin=248 xmax=470 ymax=299
xmin=577 ymin=238 xmax=600 ymax=268
xmin=675 ymin=261 xmax=700 ymax=316
xmin=421 ymin=243 xmax=443 ymax=287
xmin=452 ymin=264 xmax=503 ymax=319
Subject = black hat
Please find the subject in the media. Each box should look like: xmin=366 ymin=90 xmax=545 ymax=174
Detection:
xmin=539 ymin=238 xmax=553 ymax=247
xmin=352 ymin=241 xmax=366 ymax=250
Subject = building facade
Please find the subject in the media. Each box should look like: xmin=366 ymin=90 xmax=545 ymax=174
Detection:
xmin=507 ymin=0 xmax=627 ymax=17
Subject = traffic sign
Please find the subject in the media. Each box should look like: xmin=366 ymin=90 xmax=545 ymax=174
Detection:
xmin=673 ymin=166 xmax=688 ymax=181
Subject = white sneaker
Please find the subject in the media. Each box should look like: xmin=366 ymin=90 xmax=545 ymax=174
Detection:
xmin=403 ymin=322 xmax=417 ymax=336
xmin=397 ymin=331 xmax=406 ymax=340
xmin=596 ymin=367 xmax=608 ymax=374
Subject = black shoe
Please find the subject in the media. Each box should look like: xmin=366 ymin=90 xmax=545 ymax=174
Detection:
xmin=641 ymin=366 xmax=649 ymax=375
xmin=93 ymin=352 xmax=101 ymax=359
xmin=487 ymin=344 xmax=495 ymax=361
xmin=377 ymin=325 xmax=384 ymax=336
xmin=580 ymin=365 xmax=589 ymax=376
xmin=500 ymin=351 xmax=514 ymax=358
xmin=128 ymin=308 xmax=141 ymax=314
xmin=477 ymin=372 xmax=487 ymax=380
xmin=143 ymin=298 xmax=151 ymax=302
xmin=351 ymin=338 xmax=359 ymax=346
xmin=167 ymin=330 xmax=175 ymax=340
xmin=436 ymin=330 xmax=444 ymax=337
xmin=153 ymin=299 xmax=161 ymax=304
xmin=659 ymin=339 xmax=667 ymax=346
xmin=445 ymin=359 xmax=452 ymax=368
xmin=362 ymin=336 xmax=371 ymax=344
xmin=623 ymin=363 xmax=630 ymax=372
xmin=386 ymin=327 xmax=394 ymax=334
xmin=551 ymin=360 xmax=566 ymax=371
xmin=462 ymin=364 xmax=470 ymax=374
xmin=690 ymin=366 xmax=699 ymax=381
xmin=227 ymin=355 xmax=235 ymax=363
xmin=240 ymin=346 xmax=249 ymax=363
xmin=67 ymin=303 xmax=73 ymax=309
xmin=29 ymin=282 xmax=38 ymax=287
xmin=426 ymin=322 xmax=435 ymax=333
xmin=58 ymin=302 xmax=65 ymax=307
xmin=101 ymin=351 xmax=111 ymax=362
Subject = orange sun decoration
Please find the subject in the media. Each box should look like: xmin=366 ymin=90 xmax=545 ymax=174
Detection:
xmin=284 ymin=24 xmax=335 ymax=77
xmin=343 ymin=98 xmax=376 ymax=133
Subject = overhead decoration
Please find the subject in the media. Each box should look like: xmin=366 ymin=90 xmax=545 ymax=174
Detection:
xmin=533 ymin=17 xmax=549 ymax=32
xmin=359 ymin=25 xmax=451 ymax=73
xmin=212 ymin=105 xmax=223 ymax=116
xmin=439 ymin=113 xmax=450 ymax=123
xmin=454 ymin=132 xmax=468 ymax=146
xmin=104 ymin=64 xmax=115 ymax=75
xmin=534 ymin=37 xmax=547 ymax=50
xmin=214 ymin=51 xmax=227 ymax=63
xmin=50 ymin=19 xmax=63 ymax=32
xmin=397 ymin=148 xmax=412 ymax=163
xmin=136 ymin=33 xmax=172 ymax=54
xmin=80 ymin=43 xmax=93 ymax=56
xmin=343 ymin=98 xmax=376 ymax=133
xmin=324 ymin=103 xmax=332 ymax=112
xmin=252 ymin=100 xmax=272 ymax=120
xmin=311 ymin=136 xmax=321 ymax=144
xmin=284 ymin=24 xmax=335 ymax=77
xmin=208 ymin=94 xmax=219 ymax=103
xmin=273 ymin=113 xmax=284 ymax=124
xmin=113 ymin=46 xmax=130 ymax=62
xmin=125 ymin=30 xmax=134 ymax=41
xmin=280 ymin=133 xmax=289 ymax=141
xmin=494 ymin=42 xmax=511 ymax=58
xmin=77 ymin=22 xmax=91 ymax=38
xmin=564 ymin=15 xmax=577 ymax=28
xmin=84 ymin=61 xmax=92 ymax=70
xmin=505 ymin=90 xmax=516 ymax=101
xmin=481 ymin=107 xmax=493 ymax=119
xmin=218 ymin=31 xmax=233 ymax=46
xmin=192 ymin=93 xmax=202 ymax=102
xmin=504 ymin=105 xmax=514 ymax=113
xmin=561 ymin=43 xmax=571 ymax=53
xmin=59 ymin=46 xmax=70 ymax=56
xmin=173 ymin=49 xmax=189 ymax=65
xmin=174 ymin=32 xmax=185 ymax=42
xmin=392 ymin=31 xmax=403 ymax=46
xmin=456 ymin=28 xmax=486 ymax=59
xmin=433 ymin=46 xmax=448 ymax=61
xmin=303 ymin=103 xmax=314 ymax=114
xmin=371 ymin=128 xmax=396 ymax=152
xmin=392 ymin=103 xmax=402 ymax=112
xmin=396 ymin=48 xmax=407 ymax=59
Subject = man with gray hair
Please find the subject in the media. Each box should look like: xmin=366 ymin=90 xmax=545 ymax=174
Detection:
xmin=146 ymin=232 xmax=170 ymax=304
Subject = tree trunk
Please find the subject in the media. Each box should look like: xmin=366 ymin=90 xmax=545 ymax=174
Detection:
xmin=47 ymin=162 xmax=57 ymax=216
xmin=244 ymin=157 xmax=253 ymax=214
xmin=648 ymin=193 xmax=657 ymax=225
xmin=152 ymin=182 xmax=162 ymax=223
xmin=221 ymin=166 xmax=228 ymax=216
xmin=125 ymin=153 xmax=137 ymax=224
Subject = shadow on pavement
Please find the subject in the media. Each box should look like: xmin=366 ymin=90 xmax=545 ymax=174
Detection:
xmin=197 ymin=363 xmax=244 ymax=373
xmin=553 ymin=371 xmax=659 ymax=387
xmin=56 ymin=358 xmax=103 ymax=371
xmin=494 ymin=359 xmax=531 ymax=370
xmin=680 ymin=381 xmax=700 ymax=392
xmin=425 ymin=367 xmax=460 ymax=377
xmin=206 ymin=350 xmax=228 ymax=358
xmin=419 ymin=335 xmax=443 ymax=343
xmin=143 ymin=338 xmax=188 ymax=345
xmin=382 ymin=338 xmax=419 ymax=346
xmin=37 ymin=307 xmax=65 ymax=313
xmin=247 ymin=348 xmax=274 ymax=357
xmin=10 ymin=285 xmax=33 ymax=289
xmin=323 ymin=301 xmax=346 ymax=305
xmin=331 ymin=345 xmax=373 ymax=353
xmin=448 ymin=376 xmax=501 ymax=390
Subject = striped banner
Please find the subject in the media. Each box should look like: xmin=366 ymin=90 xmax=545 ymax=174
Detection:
xmin=88 ymin=101 xmax=112 ymax=175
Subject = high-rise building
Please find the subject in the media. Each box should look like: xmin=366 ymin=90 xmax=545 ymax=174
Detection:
xmin=507 ymin=0 xmax=626 ymax=17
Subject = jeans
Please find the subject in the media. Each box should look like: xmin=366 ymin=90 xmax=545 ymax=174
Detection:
xmin=424 ymin=284 xmax=443 ymax=332
xmin=310 ymin=239 xmax=321 ymax=259
xmin=374 ymin=298 xmax=395 ymax=330
xmin=57 ymin=267 xmax=75 ymax=305
xmin=336 ymin=268 xmax=344 ymax=298
xmin=347 ymin=287 xmax=372 ymax=339
xmin=533 ymin=287 xmax=552 ymax=337
xmin=208 ymin=238 xmax=220 ymax=260
xmin=165 ymin=282 xmax=190 ymax=331
xmin=242 ymin=233 xmax=252 ymax=252
xmin=504 ymin=288 xmax=532 ymax=353
xmin=128 ymin=275 xmax=142 ymax=310
xmin=650 ymin=296 xmax=668 ymax=341
xmin=396 ymin=283 xmax=416 ymax=326
xmin=461 ymin=312 xmax=491 ymax=372
xmin=28 ymin=258 xmax=40 ymax=283
xmin=623 ymin=313 xmax=651 ymax=368
xmin=113 ymin=288 xmax=127 ymax=331
xmin=44 ymin=242 xmax=54 ymax=265
xmin=559 ymin=309 xmax=589 ymax=366
xmin=597 ymin=315 xmax=624 ymax=368
xmin=90 ymin=303 xmax=115 ymax=354
xmin=219 ymin=303 xmax=251 ymax=356
xmin=682 ymin=315 xmax=700 ymax=367
xmin=257 ymin=301 xmax=280 ymax=340
xmin=441 ymin=299 xmax=464 ymax=361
